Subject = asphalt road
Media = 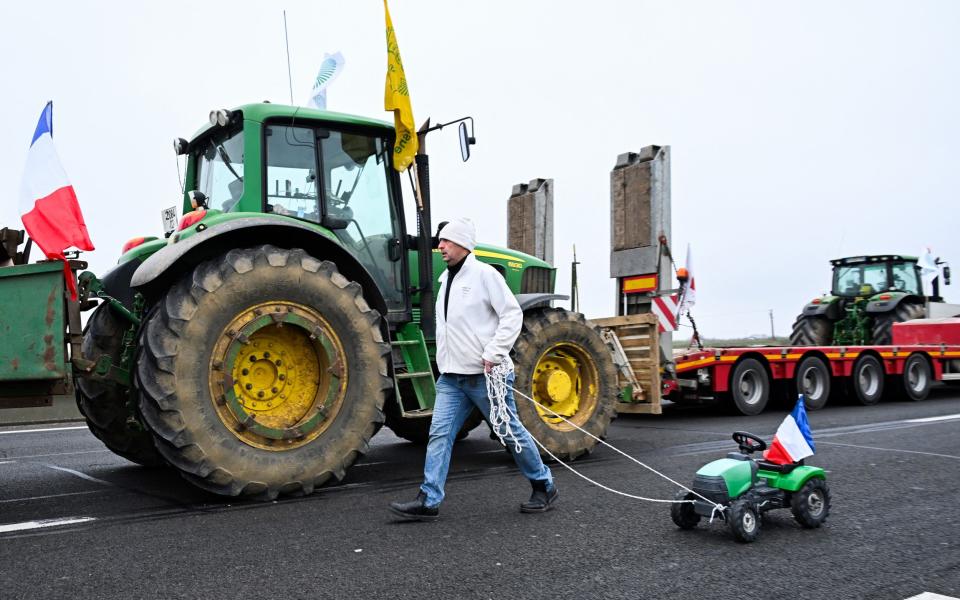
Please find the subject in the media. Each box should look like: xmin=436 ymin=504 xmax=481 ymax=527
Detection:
xmin=0 ymin=389 xmax=958 ymax=600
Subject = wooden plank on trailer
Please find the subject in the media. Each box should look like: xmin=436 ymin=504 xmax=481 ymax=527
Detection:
xmin=592 ymin=314 xmax=659 ymax=328
xmin=615 ymin=401 xmax=662 ymax=415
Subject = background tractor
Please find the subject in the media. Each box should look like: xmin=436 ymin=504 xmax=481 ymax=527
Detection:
xmin=46 ymin=103 xmax=619 ymax=499
xmin=790 ymin=254 xmax=955 ymax=347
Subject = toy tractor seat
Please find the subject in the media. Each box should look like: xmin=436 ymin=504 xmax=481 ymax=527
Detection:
xmin=756 ymin=459 xmax=803 ymax=474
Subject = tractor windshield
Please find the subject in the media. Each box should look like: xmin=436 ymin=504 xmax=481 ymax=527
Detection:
xmin=833 ymin=263 xmax=889 ymax=297
xmin=890 ymin=261 xmax=921 ymax=294
xmin=195 ymin=126 xmax=245 ymax=212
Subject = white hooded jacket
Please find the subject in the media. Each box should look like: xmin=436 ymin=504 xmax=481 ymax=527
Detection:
xmin=435 ymin=253 xmax=523 ymax=375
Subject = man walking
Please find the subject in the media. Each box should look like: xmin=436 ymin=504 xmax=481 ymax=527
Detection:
xmin=389 ymin=217 xmax=558 ymax=521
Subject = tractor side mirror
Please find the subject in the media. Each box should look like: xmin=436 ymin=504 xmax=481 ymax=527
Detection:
xmin=458 ymin=121 xmax=475 ymax=162
xmin=944 ymin=265 xmax=951 ymax=285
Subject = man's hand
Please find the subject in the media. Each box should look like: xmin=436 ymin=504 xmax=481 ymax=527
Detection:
xmin=484 ymin=360 xmax=495 ymax=373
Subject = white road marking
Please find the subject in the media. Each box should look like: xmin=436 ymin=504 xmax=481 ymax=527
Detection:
xmin=0 ymin=461 xmax=16 ymax=465
xmin=0 ymin=516 xmax=96 ymax=533
xmin=42 ymin=464 xmax=115 ymax=487
xmin=6 ymin=449 xmax=110 ymax=460
xmin=818 ymin=441 xmax=960 ymax=460
xmin=0 ymin=425 xmax=87 ymax=435
xmin=905 ymin=413 xmax=960 ymax=423
xmin=0 ymin=490 xmax=105 ymax=504
xmin=904 ymin=593 xmax=960 ymax=600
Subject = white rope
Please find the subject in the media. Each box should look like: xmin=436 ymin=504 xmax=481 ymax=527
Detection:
xmin=484 ymin=360 xmax=523 ymax=453
xmin=483 ymin=367 xmax=726 ymax=519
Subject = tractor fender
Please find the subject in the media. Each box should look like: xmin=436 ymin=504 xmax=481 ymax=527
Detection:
xmin=801 ymin=298 xmax=842 ymax=319
xmin=515 ymin=293 xmax=569 ymax=311
xmin=865 ymin=292 xmax=924 ymax=315
xmin=129 ymin=216 xmax=388 ymax=317
xmin=99 ymin=256 xmax=145 ymax=311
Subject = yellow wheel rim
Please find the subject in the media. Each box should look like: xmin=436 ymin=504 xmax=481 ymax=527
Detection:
xmin=530 ymin=342 xmax=599 ymax=431
xmin=208 ymin=301 xmax=348 ymax=450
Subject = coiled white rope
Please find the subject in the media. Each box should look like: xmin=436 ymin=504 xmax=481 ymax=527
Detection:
xmin=484 ymin=364 xmax=726 ymax=520
xmin=484 ymin=360 xmax=523 ymax=454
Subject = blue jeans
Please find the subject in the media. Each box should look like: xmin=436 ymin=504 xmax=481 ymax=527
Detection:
xmin=420 ymin=372 xmax=553 ymax=507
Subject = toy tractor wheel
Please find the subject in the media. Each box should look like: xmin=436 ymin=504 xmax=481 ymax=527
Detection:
xmin=789 ymin=315 xmax=833 ymax=346
xmin=511 ymin=308 xmax=619 ymax=460
xmin=897 ymin=353 xmax=932 ymax=401
xmin=726 ymin=358 xmax=770 ymax=416
xmin=727 ymin=498 xmax=761 ymax=542
xmin=794 ymin=356 xmax=832 ymax=410
xmin=790 ymin=478 xmax=831 ymax=528
xmin=850 ymin=354 xmax=884 ymax=405
xmin=670 ymin=490 xmax=701 ymax=529
xmin=76 ymin=304 xmax=165 ymax=467
xmin=871 ymin=302 xmax=924 ymax=345
xmin=136 ymin=246 xmax=391 ymax=499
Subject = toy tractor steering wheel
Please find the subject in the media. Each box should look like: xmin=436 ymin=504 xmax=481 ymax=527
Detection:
xmin=732 ymin=431 xmax=768 ymax=455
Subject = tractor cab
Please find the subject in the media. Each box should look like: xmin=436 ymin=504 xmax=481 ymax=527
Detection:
xmin=830 ymin=255 xmax=922 ymax=299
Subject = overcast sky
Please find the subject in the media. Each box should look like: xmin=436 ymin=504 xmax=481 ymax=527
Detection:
xmin=2 ymin=1 xmax=958 ymax=338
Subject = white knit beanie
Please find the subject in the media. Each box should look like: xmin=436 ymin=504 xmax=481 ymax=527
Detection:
xmin=438 ymin=217 xmax=477 ymax=252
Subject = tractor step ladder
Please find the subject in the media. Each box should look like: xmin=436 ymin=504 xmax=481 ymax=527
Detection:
xmin=391 ymin=323 xmax=436 ymax=417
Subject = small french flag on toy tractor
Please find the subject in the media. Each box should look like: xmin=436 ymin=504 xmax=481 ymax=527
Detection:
xmin=671 ymin=396 xmax=831 ymax=542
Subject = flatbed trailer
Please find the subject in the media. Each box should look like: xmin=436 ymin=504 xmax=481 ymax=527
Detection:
xmin=662 ymin=319 xmax=960 ymax=415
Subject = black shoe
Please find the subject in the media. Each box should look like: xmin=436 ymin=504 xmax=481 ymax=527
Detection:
xmin=520 ymin=479 xmax=558 ymax=513
xmin=389 ymin=491 xmax=440 ymax=521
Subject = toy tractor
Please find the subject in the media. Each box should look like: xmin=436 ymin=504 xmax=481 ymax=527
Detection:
xmin=671 ymin=432 xmax=831 ymax=542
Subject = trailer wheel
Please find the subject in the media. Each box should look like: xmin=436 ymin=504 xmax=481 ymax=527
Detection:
xmin=850 ymin=354 xmax=884 ymax=405
xmin=790 ymin=478 xmax=831 ymax=528
xmin=899 ymin=353 xmax=932 ymax=401
xmin=789 ymin=315 xmax=833 ymax=346
xmin=76 ymin=305 xmax=165 ymax=467
xmin=727 ymin=358 xmax=770 ymax=416
xmin=871 ymin=302 xmax=925 ymax=345
xmin=794 ymin=356 xmax=831 ymax=410
xmin=511 ymin=308 xmax=619 ymax=460
xmin=136 ymin=246 xmax=391 ymax=499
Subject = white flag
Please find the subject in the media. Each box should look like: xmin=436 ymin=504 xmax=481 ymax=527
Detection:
xmin=678 ymin=243 xmax=696 ymax=315
xmin=307 ymin=52 xmax=345 ymax=110
xmin=918 ymin=247 xmax=939 ymax=293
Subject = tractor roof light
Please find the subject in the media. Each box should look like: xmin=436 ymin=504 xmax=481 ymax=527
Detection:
xmin=879 ymin=294 xmax=892 ymax=300
xmin=812 ymin=298 xmax=822 ymax=304
xmin=209 ymin=109 xmax=235 ymax=127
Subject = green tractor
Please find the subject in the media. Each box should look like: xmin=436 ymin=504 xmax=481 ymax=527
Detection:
xmin=62 ymin=103 xmax=619 ymax=499
xmin=790 ymin=255 xmax=951 ymax=347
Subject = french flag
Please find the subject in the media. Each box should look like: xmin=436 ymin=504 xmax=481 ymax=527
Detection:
xmin=763 ymin=396 xmax=816 ymax=465
xmin=19 ymin=102 xmax=94 ymax=298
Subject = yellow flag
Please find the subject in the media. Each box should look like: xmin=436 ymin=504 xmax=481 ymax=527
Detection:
xmin=383 ymin=0 xmax=418 ymax=171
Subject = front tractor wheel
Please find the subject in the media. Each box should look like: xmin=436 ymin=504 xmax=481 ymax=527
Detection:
xmin=511 ymin=308 xmax=619 ymax=460
xmin=136 ymin=246 xmax=391 ymax=499
xmin=76 ymin=304 xmax=165 ymax=467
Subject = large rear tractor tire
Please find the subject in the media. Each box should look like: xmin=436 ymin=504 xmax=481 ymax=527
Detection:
xmin=871 ymin=302 xmax=925 ymax=345
xmin=76 ymin=305 xmax=165 ymax=467
xmin=789 ymin=315 xmax=833 ymax=346
xmin=136 ymin=246 xmax=391 ymax=499
xmin=511 ymin=308 xmax=619 ymax=460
